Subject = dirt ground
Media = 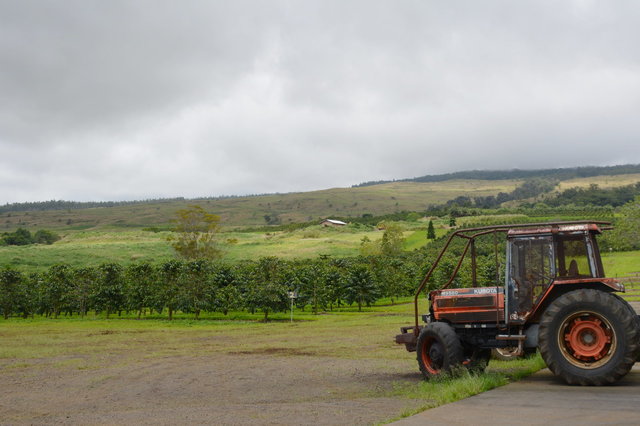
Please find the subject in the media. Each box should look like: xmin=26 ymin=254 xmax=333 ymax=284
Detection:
xmin=0 ymin=342 xmax=425 ymax=425
xmin=3 ymin=302 xmax=637 ymax=425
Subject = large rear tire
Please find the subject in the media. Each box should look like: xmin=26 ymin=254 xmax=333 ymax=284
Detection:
xmin=416 ymin=322 xmax=463 ymax=380
xmin=611 ymin=293 xmax=640 ymax=361
xmin=538 ymin=289 xmax=639 ymax=385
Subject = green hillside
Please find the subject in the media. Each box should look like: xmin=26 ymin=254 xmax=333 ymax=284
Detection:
xmin=1 ymin=179 xmax=521 ymax=231
xmin=1 ymin=168 xmax=639 ymax=271
xmin=2 ymin=165 xmax=639 ymax=234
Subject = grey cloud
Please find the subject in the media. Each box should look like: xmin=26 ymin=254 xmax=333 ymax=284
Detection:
xmin=1 ymin=1 xmax=640 ymax=202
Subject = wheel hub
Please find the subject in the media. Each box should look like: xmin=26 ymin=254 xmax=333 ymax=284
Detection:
xmin=560 ymin=312 xmax=615 ymax=367
xmin=581 ymin=332 xmax=595 ymax=345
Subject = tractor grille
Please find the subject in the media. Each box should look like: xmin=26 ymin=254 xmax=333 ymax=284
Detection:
xmin=436 ymin=295 xmax=496 ymax=309
xmin=438 ymin=310 xmax=505 ymax=323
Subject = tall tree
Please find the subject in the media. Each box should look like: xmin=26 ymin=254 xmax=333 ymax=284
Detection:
xmin=0 ymin=267 xmax=23 ymax=319
xmin=156 ymin=260 xmax=185 ymax=320
xmin=2 ymin=228 xmax=33 ymax=245
xmin=609 ymin=197 xmax=640 ymax=251
xmin=245 ymin=257 xmax=288 ymax=321
xmin=170 ymin=205 xmax=222 ymax=260
xmin=427 ymin=220 xmax=436 ymax=240
xmin=212 ymin=285 xmax=242 ymax=316
xmin=73 ymin=267 xmax=97 ymax=317
xmin=323 ymin=266 xmax=345 ymax=311
xmin=372 ymin=257 xmax=408 ymax=304
xmin=94 ymin=263 xmax=125 ymax=319
xmin=124 ymin=263 xmax=156 ymax=319
xmin=380 ymin=223 xmax=405 ymax=256
xmin=45 ymin=264 xmax=74 ymax=318
xmin=181 ymin=259 xmax=211 ymax=319
xmin=34 ymin=229 xmax=61 ymax=244
xmin=344 ymin=265 xmax=380 ymax=311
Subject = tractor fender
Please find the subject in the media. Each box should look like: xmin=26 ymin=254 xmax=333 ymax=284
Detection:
xmin=529 ymin=278 xmax=624 ymax=322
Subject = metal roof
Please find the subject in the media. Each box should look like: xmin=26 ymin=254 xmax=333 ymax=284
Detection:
xmin=322 ymin=219 xmax=347 ymax=225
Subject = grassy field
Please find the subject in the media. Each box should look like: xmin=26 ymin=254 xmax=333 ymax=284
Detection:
xmin=4 ymin=172 xmax=638 ymax=233
xmin=602 ymin=250 xmax=640 ymax=277
xmin=556 ymin=173 xmax=640 ymax=191
xmin=2 ymin=219 xmax=638 ymax=275
xmin=0 ymin=230 xmax=175 ymax=271
xmin=0 ymin=219 xmax=451 ymax=271
xmin=2 ymin=173 xmax=637 ymax=272
xmin=0 ymin=298 xmax=545 ymax=423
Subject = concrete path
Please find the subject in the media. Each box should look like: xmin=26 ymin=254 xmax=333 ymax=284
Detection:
xmin=392 ymin=365 xmax=640 ymax=425
xmin=393 ymin=301 xmax=640 ymax=426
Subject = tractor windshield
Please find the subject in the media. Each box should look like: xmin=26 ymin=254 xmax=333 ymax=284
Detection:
xmin=555 ymin=234 xmax=602 ymax=279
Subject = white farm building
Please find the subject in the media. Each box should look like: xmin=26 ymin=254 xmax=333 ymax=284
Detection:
xmin=320 ymin=219 xmax=348 ymax=227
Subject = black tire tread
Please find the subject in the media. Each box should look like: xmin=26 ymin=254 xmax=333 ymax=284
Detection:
xmin=611 ymin=293 xmax=640 ymax=360
xmin=416 ymin=322 xmax=463 ymax=380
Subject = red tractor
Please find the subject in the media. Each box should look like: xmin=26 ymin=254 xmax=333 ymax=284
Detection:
xmin=395 ymin=221 xmax=640 ymax=385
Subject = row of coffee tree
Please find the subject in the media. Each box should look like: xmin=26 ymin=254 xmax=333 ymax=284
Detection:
xmin=0 ymin=256 xmax=415 ymax=321
xmin=0 ymin=243 xmax=504 ymax=321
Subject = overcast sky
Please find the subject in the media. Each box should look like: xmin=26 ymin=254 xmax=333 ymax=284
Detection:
xmin=1 ymin=1 xmax=640 ymax=203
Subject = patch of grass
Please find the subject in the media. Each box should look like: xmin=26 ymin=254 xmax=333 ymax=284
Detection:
xmin=0 ymin=298 xmax=413 ymax=361
xmin=602 ymin=250 xmax=640 ymax=277
xmin=403 ymin=221 xmax=450 ymax=251
xmin=556 ymin=174 xmax=640 ymax=191
xmin=0 ymin=226 xmax=403 ymax=270
xmin=391 ymin=371 xmax=508 ymax=411
xmin=0 ymin=230 xmax=175 ymax=271
xmin=2 ymin=362 xmax=34 ymax=370
xmin=387 ymin=354 xmax=546 ymax=421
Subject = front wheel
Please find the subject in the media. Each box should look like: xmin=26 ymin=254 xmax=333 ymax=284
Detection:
xmin=538 ymin=289 xmax=639 ymax=385
xmin=416 ymin=322 xmax=463 ymax=380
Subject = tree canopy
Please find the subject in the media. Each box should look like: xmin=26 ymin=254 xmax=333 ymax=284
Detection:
xmin=170 ymin=205 xmax=222 ymax=260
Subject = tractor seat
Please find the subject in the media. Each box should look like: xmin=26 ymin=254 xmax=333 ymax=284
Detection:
xmin=568 ymin=260 xmax=579 ymax=277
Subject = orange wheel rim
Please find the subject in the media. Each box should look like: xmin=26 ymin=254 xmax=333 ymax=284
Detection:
xmin=420 ymin=336 xmax=442 ymax=374
xmin=558 ymin=312 xmax=616 ymax=369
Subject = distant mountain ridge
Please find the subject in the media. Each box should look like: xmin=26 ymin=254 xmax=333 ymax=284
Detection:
xmin=1 ymin=164 xmax=639 ymax=228
xmin=353 ymin=164 xmax=640 ymax=187
xmin=3 ymin=164 xmax=640 ymax=215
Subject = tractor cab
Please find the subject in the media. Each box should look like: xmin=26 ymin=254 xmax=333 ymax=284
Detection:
xmin=506 ymin=223 xmax=609 ymax=323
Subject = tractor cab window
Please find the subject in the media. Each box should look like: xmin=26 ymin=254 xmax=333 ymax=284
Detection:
xmin=555 ymin=235 xmax=596 ymax=279
xmin=509 ymin=236 xmax=554 ymax=314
